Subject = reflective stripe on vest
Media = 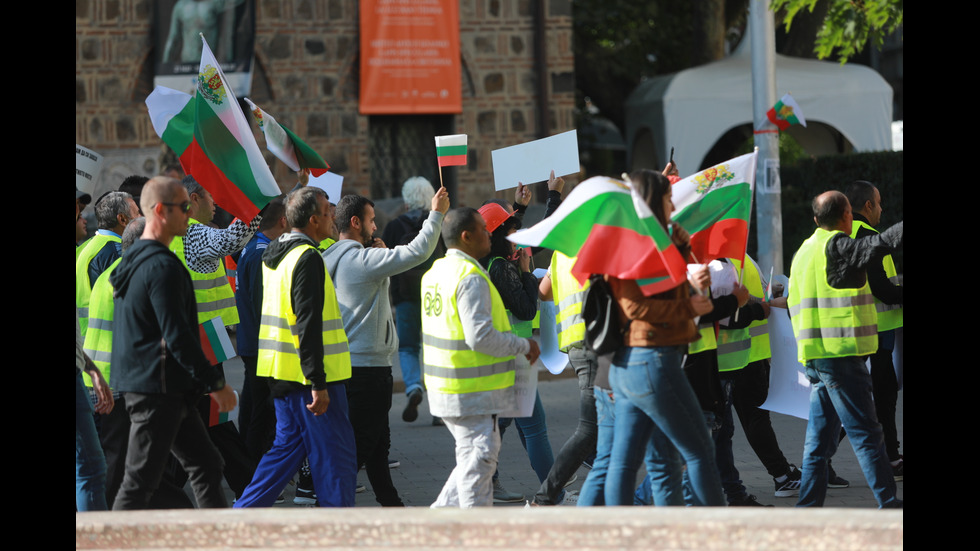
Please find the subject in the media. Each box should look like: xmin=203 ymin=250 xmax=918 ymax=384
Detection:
xmin=170 ymin=219 xmax=240 ymax=326
xmin=421 ymin=254 xmax=516 ymax=394
xmin=82 ymin=258 xmax=120 ymax=388
xmin=75 ymin=233 xmax=121 ymax=337
xmin=256 ymin=244 xmax=351 ymax=385
xmin=788 ymin=228 xmax=878 ymax=361
xmin=850 ymin=220 xmax=904 ymax=331
xmin=551 ymin=251 xmax=589 ymax=352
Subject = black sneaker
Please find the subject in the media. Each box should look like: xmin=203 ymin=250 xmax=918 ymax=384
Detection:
xmin=402 ymin=389 xmax=423 ymax=422
xmin=827 ymin=465 xmax=850 ymax=489
xmin=774 ymin=465 xmax=802 ymax=498
xmin=388 ymin=459 xmax=400 ymax=469
xmin=729 ymin=494 xmax=773 ymax=507
xmin=892 ymin=456 xmax=904 ymax=481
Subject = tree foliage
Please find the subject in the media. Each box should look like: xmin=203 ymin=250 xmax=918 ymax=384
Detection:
xmin=770 ymin=0 xmax=903 ymax=63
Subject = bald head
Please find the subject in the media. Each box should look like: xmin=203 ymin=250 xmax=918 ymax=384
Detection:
xmin=812 ymin=191 xmax=852 ymax=232
xmin=140 ymin=176 xmax=183 ymax=217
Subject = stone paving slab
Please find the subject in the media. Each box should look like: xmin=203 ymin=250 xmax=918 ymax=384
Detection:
xmin=77 ymin=508 xmax=903 ymax=550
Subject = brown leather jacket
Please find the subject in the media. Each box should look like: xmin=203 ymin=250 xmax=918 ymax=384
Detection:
xmin=607 ymin=276 xmax=700 ymax=348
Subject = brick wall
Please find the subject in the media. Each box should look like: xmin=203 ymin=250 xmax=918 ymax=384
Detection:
xmin=76 ymin=0 xmax=575 ymax=207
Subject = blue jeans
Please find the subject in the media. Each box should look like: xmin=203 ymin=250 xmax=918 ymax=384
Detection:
xmin=605 ymin=346 xmax=725 ymax=506
xmin=798 ymin=356 xmax=901 ymax=508
xmin=578 ymin=386 xmax=614 ymax=506
xmin=76 ymin=370 xmax=107 ymax=511
xmin=499 ymin=390 xmax=555 ymax=485
xmin=395 ymin=302 xmax=423 ymax=395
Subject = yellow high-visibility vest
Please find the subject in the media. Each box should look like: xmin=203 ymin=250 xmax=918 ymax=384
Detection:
xmin=850 ymin=220 xmax=903 ymax=331
xmin=718 ymin=257 xmax=772 ymax=370
xmin=550 ymin=251 xmax=589 ymax=352
xmin=421 ymin=254 xmax=516 ymax=394
xmin=75 ymin=233 xmax=121 ymax=336
xmin=82 ymin=258 xmax=120 ymax=388
xmin=170 ymin=219 xmax=240 ymax=326
xmin=788 ymin=228 xmax=878 ymax=361
xmin=256 ymin=244 xmax=351 ymax=384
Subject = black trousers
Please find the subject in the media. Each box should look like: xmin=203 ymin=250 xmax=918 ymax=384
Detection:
xmin=346 ymin=366 xmax=404 ymax=506
xmin=113 ymin=393 xmax=226 ymax=510
xmin=723 ymin=360 xmax=794 ymax=478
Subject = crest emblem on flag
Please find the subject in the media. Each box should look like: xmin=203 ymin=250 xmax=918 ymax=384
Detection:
xmin=198 ymin=65 xmax=227 ymax=105
xmin=694 ymin=164 xmax=734 ymax=195
xmin=251 ymin=107 xmax=265 ymax=128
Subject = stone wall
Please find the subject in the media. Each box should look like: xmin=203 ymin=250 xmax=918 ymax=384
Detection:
xmin=76 ymin=0 xmax=575 ymax=207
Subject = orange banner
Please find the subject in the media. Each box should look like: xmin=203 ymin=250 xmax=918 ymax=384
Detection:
xmin=359 ymin=0 xmax=461 ymax=114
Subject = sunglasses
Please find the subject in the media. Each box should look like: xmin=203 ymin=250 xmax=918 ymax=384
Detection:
xmin=159 ymin=201 xmax=191 ymax=213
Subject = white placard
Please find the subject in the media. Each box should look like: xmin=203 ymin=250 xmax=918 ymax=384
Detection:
xmin=490 ymin=130 xmax=580 ymax=191
xmin=760 ymin=307 xmax=811 ymax=420
xmin=538 ymin=301 xmax=568 ymax=374
xmin=310 ymin=171 xmax=344 ymax=203
xmin=76 ymin=144 xmax=103 ymax=195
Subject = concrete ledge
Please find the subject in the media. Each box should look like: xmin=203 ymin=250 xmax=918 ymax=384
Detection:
xmin=77 ymin=508 xmax=902 ymax=550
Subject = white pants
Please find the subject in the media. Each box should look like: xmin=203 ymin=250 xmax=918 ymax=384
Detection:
xmin=431 ymin=414 xmax=500 ymax=508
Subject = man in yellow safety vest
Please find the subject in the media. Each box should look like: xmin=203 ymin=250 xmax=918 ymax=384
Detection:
xmin=422 ymin=208 xmax=540 ymax=508
xmin=788 ymin=191 xmax=902 ymax=508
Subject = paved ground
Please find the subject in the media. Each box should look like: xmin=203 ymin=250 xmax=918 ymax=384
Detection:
xmin=219 ymin=351 xmax=902 ymax=509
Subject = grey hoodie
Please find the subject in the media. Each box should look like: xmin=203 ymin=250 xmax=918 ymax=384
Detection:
xmin=322 ymin=210 xmax=444 ymax=367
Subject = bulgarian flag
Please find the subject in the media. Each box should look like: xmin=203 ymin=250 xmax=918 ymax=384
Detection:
xmin=766 ymin=93 xmax=807 ymax=131
xmin=207 ymin=390 xmax=238 ymax=427
xmin=244 ymin=98 xmax=330 ymax=177
xmin=509 ymin=176 xmax=688 ymax=295
xmin=145 ymin=36 xmax=280 ymax=222
xmin=671 ymin=151 xmax=757 ymax=266
xmin=199 ymin=316 xmax=236 ymax=366
xmin=435 ymin=134 xmax=468 ymax=167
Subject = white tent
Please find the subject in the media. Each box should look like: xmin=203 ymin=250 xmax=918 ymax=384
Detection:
xmin=625 ymin=38 xmax=893 ymax=176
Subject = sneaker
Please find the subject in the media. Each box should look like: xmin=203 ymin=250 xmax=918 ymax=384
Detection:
xmin=827 ymin=465 xmax=850 ymax=489
xmin=493 ymin=479 xmax=524 ymax=503
xmin=356 ymin=483 xmax=367 ymax=494
xmin=563 ymin=474 xmax=578 ymax=489
xmin=432 ymin=416 xmax=445 ymax=426
xmin=275 ymin=493 xmax=286 ymax=504
xmin=892 ymin=456 xmax=903 ymax=481
xmin=560 ymin=491 xmax=579 ymax=506
xmin=388 ymin=459 xmax=401 ymax=469
xmin=774 ymin=465 xmax=802 ymax=498
xmin=729 ymin=494 xmax=772 ymax=507
xmin=294 ymin=486 xmax=316 ymax=505
xmin=582 ymin=459 xmax=594 ymax=470
xmin=403 ymin=389 xmax=423 ymax=422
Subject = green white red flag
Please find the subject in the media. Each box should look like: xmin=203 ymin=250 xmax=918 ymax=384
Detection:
xmin=244 ymin=98 xmax=330 ymax=177
xmin=766 ymin=93 xmax=807 ymax=131
xmin=145 ymin=36 xmax=279 ymax=222
xmin=670 ymin=151 xmax=757 ymax=265
xmin=508 ymin=176 xmax=687 ymax=295
xmin=207 ymin=390 xmax=238 ymax=426
xmin=435 ymin=134 xmax=468 ymax=167
xmin=199 ymin=316 xmax=236 ymax=366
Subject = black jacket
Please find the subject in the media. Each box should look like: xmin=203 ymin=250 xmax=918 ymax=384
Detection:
xmin=109 ymin=239 xmax=224 ymax=395
xmin=261 ymin=232 xmax=331 ymax=397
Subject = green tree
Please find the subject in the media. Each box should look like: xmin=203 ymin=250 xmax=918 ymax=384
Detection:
xmin=770 ymin=0 xmax=903 ymax=63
